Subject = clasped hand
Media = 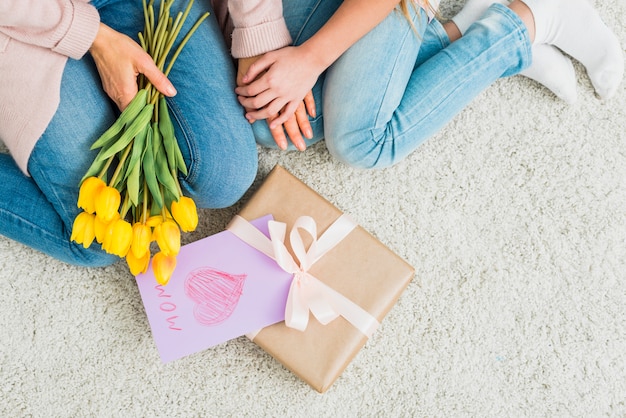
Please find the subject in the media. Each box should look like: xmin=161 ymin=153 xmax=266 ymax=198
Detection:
xmin=235 ymin=46 xmax=320 ymax=151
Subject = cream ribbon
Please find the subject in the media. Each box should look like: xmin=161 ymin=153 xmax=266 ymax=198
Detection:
xmin=227 ymin=215 xmax=380 ymax=339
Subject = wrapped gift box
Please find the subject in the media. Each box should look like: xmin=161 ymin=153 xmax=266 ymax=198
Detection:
xmin=230 ymin=165 xmax=414 ymax=393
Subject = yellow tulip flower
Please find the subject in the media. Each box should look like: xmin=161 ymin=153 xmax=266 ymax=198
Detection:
xmin=171 ymin=196 xmax=198 ymax=232
xmin=77 ymin=177 xmax=106 ymax=214
xmin=102 ymin=218 xmax=133 ymax=257
xmin=146 ymin=215 xmax=164 ymax=228
xmin=70 ymin=211 xmax=96 ymax=249
xmin=126 ymin=250 xmax=151 ymax=276
xmin=131 ymin=222 xmax=152 ymax=259
xmin=153 ymin=219 xmax=180 ymax=256
xmin=93 ymin=212 xmax=119 ymax=244
xmin=152 ymin=251 xmax=177 ymax=285
xmin=95 ymin=186 xmax=121 ymax=223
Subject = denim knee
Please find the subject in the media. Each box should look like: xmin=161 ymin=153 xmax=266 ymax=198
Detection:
xmin=326 ymin=130 xmax=394 ymax=170
xmin=67 ymin=243 xmax=120 ymax=268
xmin=251 ymin=118 xmax=326 ymax=151
xmin=181 ymin=145 xmax=258 ymax=209
xmin=252 ymin=122 xmax=281 ymax=149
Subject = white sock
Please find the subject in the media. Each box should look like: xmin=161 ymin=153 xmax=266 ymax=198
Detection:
xmin=522 ymin=0 xmax=624 ymax=99
xmin=451 ymin=0 xmax=500 ymax=34
xmin=451 ymin=0 xmax=578 ymax=103
xmin=521 ymin=44 xmax=578 ymax=104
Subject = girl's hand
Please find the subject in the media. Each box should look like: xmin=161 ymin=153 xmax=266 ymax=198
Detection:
xmin=89 ymin=23 xmax=176 ymax=110
xmin=237 ymin=55 xmax=316 ymax=151
xmin=235 ymin=45 xmax=322 ymax=129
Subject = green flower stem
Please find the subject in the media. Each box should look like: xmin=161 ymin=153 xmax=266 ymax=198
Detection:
xmin=172 ymin=168 xmax=183 ymax=197
xmin=109 ymin=142 xmax=133 ymax=188
xmin=159 ymin=184 xmax=168 ymax=219
xmin=168 ymin=13 xmax=183 ymax=44
xmin=156 ymin=5 xmax=190 ymax=70
xmin=152 ymin=14 xmax=169 ymax=62
xmin=149 ymin=86 xmax=162 ymax=108
xmin=142 ymin=0 xmax=153 ymax=46
xmin=164 ymin=11 xmax=210 ymax=76
xmin=152 ymin=0 xmax=177 ymax=64
xmin=98 ymin=154 xmax=116 ymax=181
xmin=120 ymin=190 xmax=131 ymax=220
xmin=143 ymin=180 xmax=150 ymax=224
xmin=138 ymin=32 xmax=147 ymax=51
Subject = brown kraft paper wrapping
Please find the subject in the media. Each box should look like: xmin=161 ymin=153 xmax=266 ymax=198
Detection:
xmin=235 ymin=165 xmax=415 ymax=393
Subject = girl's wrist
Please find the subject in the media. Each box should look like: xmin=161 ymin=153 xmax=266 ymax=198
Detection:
xmin=298 ymin=41 xmax=333 ymax=76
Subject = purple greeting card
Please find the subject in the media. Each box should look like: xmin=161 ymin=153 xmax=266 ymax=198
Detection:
xmin=135 ymin=215 xmax=292 ymax=363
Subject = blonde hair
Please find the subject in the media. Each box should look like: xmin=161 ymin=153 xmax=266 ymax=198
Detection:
xmin=398 ymin=0 xmax=415 ymax=22
xmin=398 ymin=0 xmax=438 ymax=34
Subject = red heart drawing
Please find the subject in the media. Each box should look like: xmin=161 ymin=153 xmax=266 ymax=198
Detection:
xmin=184 ymin=267 xmax=247 ymax=326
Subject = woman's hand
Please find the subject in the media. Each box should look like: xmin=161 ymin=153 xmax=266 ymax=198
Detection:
xmin=267 ymin=92 xmax=315 ymax=151
xmin=236 ymin=45 xmax=322 ymax=132
xmin=237 ymin=55 xmax=316 ymax=151
xmin=89 ymin=23 xmax=176 ymax=110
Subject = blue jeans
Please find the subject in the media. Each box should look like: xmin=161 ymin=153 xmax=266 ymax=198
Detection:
xmin=252 ymin=3 xmax=532 ymax=169
xmin=0 ymin=0 xmax=257 ymax=267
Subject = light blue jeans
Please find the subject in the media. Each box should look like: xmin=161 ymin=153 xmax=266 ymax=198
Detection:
xmin=0 ymin=0 xmax=257 ymax=267
xmin=252 ymin=3 xmax=532 ymax=169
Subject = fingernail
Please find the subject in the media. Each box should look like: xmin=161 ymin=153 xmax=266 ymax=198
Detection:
xmin=305 ymin=128 xmax=313 ymax=139
xmin=167 ymin=86 xmax=177 ymax=96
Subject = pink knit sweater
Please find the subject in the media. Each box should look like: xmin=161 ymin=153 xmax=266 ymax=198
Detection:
xmin=225 ymin=0 xmax=292 ymax=58
xmin=0 ymin=0 xmax=100 ymax=175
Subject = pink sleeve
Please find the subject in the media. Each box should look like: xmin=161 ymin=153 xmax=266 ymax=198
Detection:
xmin=227 ymin=0 xmax=292 ymax=58
xmin=0 ymin=0 xmax=99 ymax=60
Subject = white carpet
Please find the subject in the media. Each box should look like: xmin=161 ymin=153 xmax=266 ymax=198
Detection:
xmin=2 ymin=1 xmax=625 ymax=416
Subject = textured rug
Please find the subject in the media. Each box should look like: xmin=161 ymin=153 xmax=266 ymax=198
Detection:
xmin=2 ymin=1 xmax=625 ymax=416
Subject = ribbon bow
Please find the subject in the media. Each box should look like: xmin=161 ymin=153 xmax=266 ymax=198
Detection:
xmin=227 ymin=215 xmax=379 ymax=338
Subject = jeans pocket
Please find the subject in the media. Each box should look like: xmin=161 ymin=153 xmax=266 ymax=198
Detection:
xmin=0 ymin=33 xmax=9 ymax=53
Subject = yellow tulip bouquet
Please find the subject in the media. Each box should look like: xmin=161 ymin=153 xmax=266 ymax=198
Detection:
xmin=71 ymin=0 xmax=209 ymax=285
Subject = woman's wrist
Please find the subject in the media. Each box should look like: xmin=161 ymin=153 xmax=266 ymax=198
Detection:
xmin=237 ymin=56 xmax=262 ymax=86
xmin=89 ymin=23 xmax=109 ymax=57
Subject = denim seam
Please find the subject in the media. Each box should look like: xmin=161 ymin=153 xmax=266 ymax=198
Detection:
xmin=291 ymin=0 xmax=325 ymax=45
xmin=0 ymin=206 xmax=70 ymax=245
xmin=428 ymin=18 xmax=452 ymax=50
xmin=369 ymin=11 xmax=427 ymax=148
xmin=27 ymin=150 xmax=76 ymax=234
xmin=490 ymin=3 xmax=532 ymax=66
xmin=0 ymin=205 xmax=110 ymax=266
